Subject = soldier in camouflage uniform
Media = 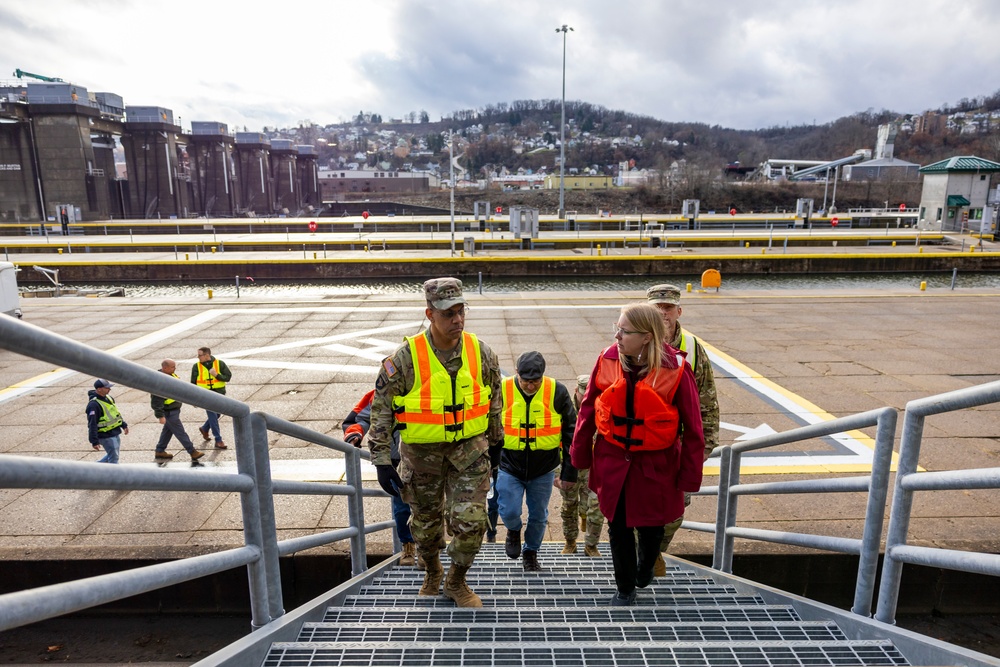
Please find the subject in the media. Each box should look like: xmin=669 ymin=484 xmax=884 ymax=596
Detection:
xmin=368 ymin=277 xmax=503 ymax=608
xmin=647 ymin=284 xmax=720 ymax=573
xmin=559 ymin=374 xmax=605 ymax=556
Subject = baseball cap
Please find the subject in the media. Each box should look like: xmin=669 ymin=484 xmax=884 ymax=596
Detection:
xmin=515 ymin=351 xmax=545 ymax=381
xmin=646 ymin=283 xmax=681 ymax=305
xmin=94 ymin=379 xmax=114 ymax=389
xmin=424 ymin=277 xmax=466 ymax=310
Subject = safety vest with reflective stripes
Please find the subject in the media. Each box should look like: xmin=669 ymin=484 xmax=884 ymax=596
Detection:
xmin=196 ymin=359 xmax=226 ymax=390
xmin=678 ymin=330 xmax=698 ymax=373
xmin=502 ymin=376 xmax=561 ymax=451
xmin=96 ymin=397 xmax=123 ymax=433
xmin=392 ymin=332 xmax=491 ymax=443
xmin=594 ymin=350 xmax=683 ymax=452
xmin=164 ymin=372 xmax=179 ymax=407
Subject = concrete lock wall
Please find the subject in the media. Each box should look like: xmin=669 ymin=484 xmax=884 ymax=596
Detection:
xmin=0 ymin=120 xmax=41 ymax=222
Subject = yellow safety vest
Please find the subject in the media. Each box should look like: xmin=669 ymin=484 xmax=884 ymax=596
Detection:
xmin=196 ymin=359 xmax=226 ymax=390
xmin=164 ymin=372 xmax=179 ymax=406
xmin=96 ymin=398 xmax=123 ymax=433
xmin=392 ymin=332 xmax=491 ymax=443
xmin=678 ymin=330 xmax=698 ymax=372
xmin=502 ymin=377 xmax=561 ymax=451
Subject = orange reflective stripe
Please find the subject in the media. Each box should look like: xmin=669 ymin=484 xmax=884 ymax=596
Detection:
xmin=465 ymin=332 xmax=481 ymax=405
xmin=503 ymin=381 xmax=517 ymax=434
xmin=413 ymin=335 xmax=433 ymax=412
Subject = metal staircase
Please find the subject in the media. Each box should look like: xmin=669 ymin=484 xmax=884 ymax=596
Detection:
xmin=250 ymin=543 xmax=985 ymax=667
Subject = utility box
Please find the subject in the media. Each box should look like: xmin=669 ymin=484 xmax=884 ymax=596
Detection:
xmin=796 ymin=198 xmax=814 ymax=228
xmin=0 ymin=262 xmax=22 ymax=319
xmin=510 ymin=206 xmax=539 ymax=239
xmin=682 ymin=199 xmax=700 ymax=230
xmin=463 ymin=237 xmax=475 ymax=256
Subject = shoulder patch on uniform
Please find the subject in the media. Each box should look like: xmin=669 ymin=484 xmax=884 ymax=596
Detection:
xmin=375 ymin=374 xmax=387 ymax=391
xmin=382 ymin=357 xmax=398 ymax=377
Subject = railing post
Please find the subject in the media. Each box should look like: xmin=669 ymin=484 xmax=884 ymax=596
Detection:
xmin=852 ymin=407 xmax=897 ymax=617
xmin=250 ymin=412 xmax=284 ymax=622
xmin=712 ymin=446 xmax=732 ymax=571
xmin=231 ymin=413 xmax=272 ymax=629
xmin=343 ymin=444 xmax=368 ymax=576
xmin=875 ymin=410 xmax=926 ymax=624
xmin=722 ymin=450 xmax=742 ymax=573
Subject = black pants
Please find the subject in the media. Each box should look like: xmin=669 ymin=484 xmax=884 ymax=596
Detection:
xmin=608 ymin=490 xmax=665 ymax=595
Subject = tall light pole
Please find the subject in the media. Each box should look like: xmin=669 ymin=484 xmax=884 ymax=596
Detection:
xmin=556 ymin=24 xmax=573 ymax=220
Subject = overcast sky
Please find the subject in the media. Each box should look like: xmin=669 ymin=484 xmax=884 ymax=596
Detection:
xmin=3 ymin=1 xmax=999 ymax=133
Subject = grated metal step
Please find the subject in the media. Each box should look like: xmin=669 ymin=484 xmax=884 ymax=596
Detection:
xmin=342 ymin=593 xmax=769 ymax=607
xmin=262 ymin=640 xmax=909 ymax=667
xmin=296 ymin=620 xmax=847 ymax=643
xmin=355 ymin=583 xmax=738 ymax=597
xmin=319 ymin=604 xmax=805 ymax=625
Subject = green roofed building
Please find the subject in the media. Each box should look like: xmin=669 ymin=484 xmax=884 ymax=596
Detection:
xmin=917 ymin=155 xmax=1000 ymax=233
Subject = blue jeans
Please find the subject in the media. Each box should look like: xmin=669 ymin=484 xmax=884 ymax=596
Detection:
xmin=391 ymin=480 xmax=413 ymax=543
xmin=497 ymin=469 xmax=556 ymax=553
xmin=96 ymin=435 xmax=120 ymax=464
xmin=201 ymin=410 xmax=222 ymax=443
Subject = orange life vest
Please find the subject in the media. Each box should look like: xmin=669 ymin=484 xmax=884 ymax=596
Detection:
xmin=593 ymin=351 xmax=683 ymax=451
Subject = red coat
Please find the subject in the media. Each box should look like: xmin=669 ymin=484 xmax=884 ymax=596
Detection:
xmin=570 ymin=344 xmax=704 ymax=526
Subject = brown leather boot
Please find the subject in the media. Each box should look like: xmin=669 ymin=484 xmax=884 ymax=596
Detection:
xmin=653 ymin=552 xmax=667 ymax=577
xmin=583 ymin=544 xmax=601 ymax=557
xmin=561 ymin=540 xmax=577 ymax=555
xmin=418 ymin=552 xmax=443 ymax=596
xmin=399 ymin=542 xmax=415 ymax=567
xmin=443 ymin=563 xmax=482 ymax=607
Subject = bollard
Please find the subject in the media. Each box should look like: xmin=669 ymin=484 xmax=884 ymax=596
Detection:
xmin=761 ymin=248 xmax=766 ymax=254
xmin=185 ymin=253 xmax=189 ymax=261
xmin=891 ymin=241 xmax=896 ymax=247
xmin=920 ymin=281 xmax=926 ymax=291
xmin=207 ymin=289 xmax=214 ymax=299
xmin=58 ymin=248 xmax=63 ymax=254
xmin=745 ymin=242 xmax=750 ymax=248
xmin=597 ymin=243 xmax=602 ymax=256
xmin=686 ymin=283 xmax=692 ymax=293
xmin=313 ymin=252 xmax=317 ymax=260
xmin=211 ymin=246 xmax=217 ymax=253
xmin=919 ymin=247 xmax=924 ymax=253
xmin=970 ymin=246 xmax=976 ymax=253
xmin=461 ymin=250 xmax=465 ymax=258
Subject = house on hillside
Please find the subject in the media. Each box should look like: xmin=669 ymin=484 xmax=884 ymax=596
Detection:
xmin=917 ymin=156 xmax=1000 ymax=232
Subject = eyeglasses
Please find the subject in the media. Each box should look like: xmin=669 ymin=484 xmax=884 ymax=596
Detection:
xmin=435 ymin=305 xmax=468 ymax=319
xmin=612 ymin=323 xmax=641 ymax=336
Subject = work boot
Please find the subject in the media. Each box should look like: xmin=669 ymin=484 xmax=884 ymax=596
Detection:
xmin=190 ymin=450 xmax=204 ymax=461
xmin=584 ymin=544 xmax=601 ymax=557
xmin=561 ymin=540 xmax=577 ymax=555
xmin=485 ymin=531 xmax=496 ymax=543
xmin=653 ymin=552 xmax=667 ymax=577
xmin=443 ymin=563 xmax=482 ymax=608
xmin=416 ymin=553 xmax=426 ymax=571
xmin=418 ymin=552 xmax=443 ymax=596
xmin=522 ymin=550 xmax=543 ymax=572
xmin=399 ymin=542 xmax=415 ymax=567
xmin=154 ymin=451 xmax=173 ymax=459
xmin=198 ymin=427 xmax=210 ymax=442
xmin=505 ymin=529 xmax=521 ymax=559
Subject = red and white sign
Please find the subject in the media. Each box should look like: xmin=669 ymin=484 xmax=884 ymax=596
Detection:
xmin=899 ymin=203 xmax=906 ymax=212
xmin=495 ymin=206 xmax=502 ymax=214
xmin=729 ymin=208 xmax=736 ymax=216
xmin=831 ymin=217 xmax=839 ymax=227
xmin=308 ymin=220 xmax=317 ymax=232
xmin=362 ymin=211 xmax=370 ymax=220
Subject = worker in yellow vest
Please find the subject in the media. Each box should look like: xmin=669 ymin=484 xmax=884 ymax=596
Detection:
xmin=368 ymin=277 xmax=503 ymax=608
xmin=190 ymin=346 xmax=232 ymax=450
xmin=498 ymin=351 xmax=577 ymax=572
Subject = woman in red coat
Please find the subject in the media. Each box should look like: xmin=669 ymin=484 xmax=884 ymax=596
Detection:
xmin=570 ymin=303 xmax=704 ymax=605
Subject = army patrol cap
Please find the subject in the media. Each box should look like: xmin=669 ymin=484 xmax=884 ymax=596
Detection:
xmin=424 ymin=277 xmax=466 ymax=310
xmin=646 ymin=283 xmax=682 ymax=305
xmin=576 ymin=374 xmax=589 ymax=393
xmin=515 ymin=351 xmax=546 ymax=380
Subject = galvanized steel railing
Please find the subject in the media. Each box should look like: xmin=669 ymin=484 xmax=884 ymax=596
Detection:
xmin=0 ymin=314 xmax=387 ymax=634
xmin=710 ymin=407 xmax=898 ymax=617
xmin=875 ymin=380 xmax=1000 ymax=624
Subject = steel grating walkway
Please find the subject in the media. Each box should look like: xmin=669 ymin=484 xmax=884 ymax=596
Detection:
xmin=261 ymin=544 xmax=914 ymax=667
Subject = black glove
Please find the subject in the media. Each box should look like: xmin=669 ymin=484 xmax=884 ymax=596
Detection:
xmin=489 ymin=444 xmax=502 ymax=469
xmin=345 ymin=433 xmax=362 ymax=448
xmin=376 ymin=464 xmax=403 ymax=497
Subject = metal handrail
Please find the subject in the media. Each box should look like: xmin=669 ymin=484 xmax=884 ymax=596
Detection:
xmin=712 ymin=406 xmax=897 ymax=617
xmin=875 ymin=380 xmax=1000 ymax=624
xmin=0 ymin=314 xmax=391 ymax=634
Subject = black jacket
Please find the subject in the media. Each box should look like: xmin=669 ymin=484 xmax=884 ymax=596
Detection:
xmin=499 ymin=378 xmax=578 ymax=482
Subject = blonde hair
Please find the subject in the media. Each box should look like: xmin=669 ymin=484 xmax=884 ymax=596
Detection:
xmin=618 ymin=303 xmax=665 ymax=377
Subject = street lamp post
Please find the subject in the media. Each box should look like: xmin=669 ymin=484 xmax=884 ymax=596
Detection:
xmin=556 ymin=24 xmax=573 ymax=220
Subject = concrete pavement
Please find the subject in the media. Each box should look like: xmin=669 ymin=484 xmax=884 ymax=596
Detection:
xmin=1 ymin=285 xmax=1000 ymax=563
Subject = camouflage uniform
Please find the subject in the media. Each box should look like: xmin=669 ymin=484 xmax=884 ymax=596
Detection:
xmin=561 ymin=374 xmax=606 ymax=547
xmin=368 ymin=310 xmax=503 ymax=570
xmin=648 ymin=284 xmax=721 ymax=552
xmin=559 ymin=468 xmax=604 ymax=547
